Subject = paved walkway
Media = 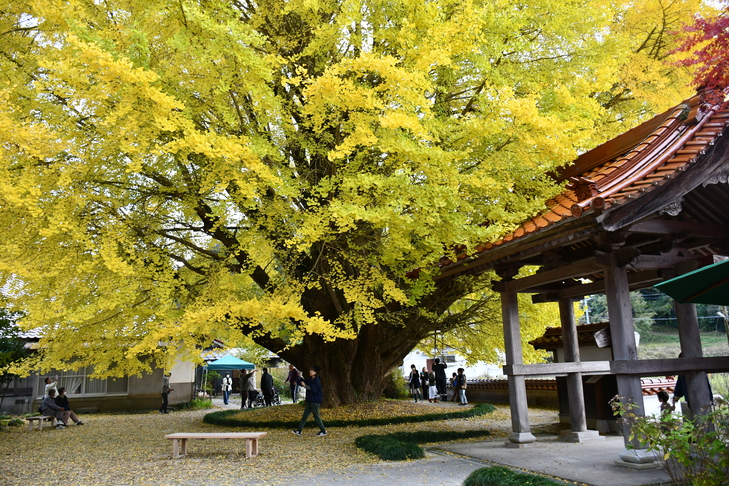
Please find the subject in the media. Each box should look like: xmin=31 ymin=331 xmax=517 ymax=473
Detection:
xmin=211 ymin=399 xmax=672 ymax=486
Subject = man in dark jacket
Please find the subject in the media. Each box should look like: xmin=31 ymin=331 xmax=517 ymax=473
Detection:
xmin=260 ymin=367 xmax=274 ymax=406
xmin=54 ymin=387 xmax=84 ymax=425
xmin=433 ymin=357 xmax=448 ymax=400
xmin=41 ymin=389 xmax=71 ymax=428
xmin=292 ymin=366 xmax=327 ymax=437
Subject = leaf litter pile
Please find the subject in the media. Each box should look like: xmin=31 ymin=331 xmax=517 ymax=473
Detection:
xmin=0 ymin=400 xmax=558 ymax=486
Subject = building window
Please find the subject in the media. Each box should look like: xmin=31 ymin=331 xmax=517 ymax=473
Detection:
xmin=37 ymin=367 xmax=128 ymax=397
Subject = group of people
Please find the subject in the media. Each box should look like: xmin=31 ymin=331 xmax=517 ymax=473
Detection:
xmin=408 ymin=358 xmax=468 ymax=406
xmin=237 ymin=367 xmax=277 ymax=408
xmin=219 ymin=364 xmax=303 ymax=408
xmin=39 ymin=377 xmax=85 ymax=428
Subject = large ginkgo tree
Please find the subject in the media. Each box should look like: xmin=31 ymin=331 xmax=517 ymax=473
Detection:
xmin=0 ymin=0 xmax=705 ymax=405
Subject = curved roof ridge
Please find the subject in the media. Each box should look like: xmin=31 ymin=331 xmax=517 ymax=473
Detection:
xmin=570 ymin=105 xmax=717 ymax=216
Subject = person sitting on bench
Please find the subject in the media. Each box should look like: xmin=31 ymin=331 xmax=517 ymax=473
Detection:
xmin=40 ymin=389 xmax=76 ymax=428
xmin=54 ymin=387 xmax=84 ymax=426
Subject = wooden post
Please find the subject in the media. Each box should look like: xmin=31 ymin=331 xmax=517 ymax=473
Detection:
xmin=501 ymin=283 xmax=536 ymax=447
xmin=604 ymin=254 xmax=656 ymax=464
xmin=559 ymin=298 xmax=601 ymax=442
xmin=675 ymin=302 xmax=713 ymax=418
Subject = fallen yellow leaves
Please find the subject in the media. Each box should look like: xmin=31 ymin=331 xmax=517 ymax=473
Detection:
xmin=0 ymin=401 xmax=557 ymax=486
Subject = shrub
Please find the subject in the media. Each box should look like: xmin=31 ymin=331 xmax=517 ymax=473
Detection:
xmin=355 ymin=435 xmax=425 ymax=460
xmin=181 ymin=398 xmax=214 ymax=410
xmin=613 ymin=397 xmax=729 ymax=485
xmin=0 ymin=415 xmax=23 ymax=429
xmin=463 ymin=466 xmax=564 ymax=486
xmin=381 ymin=368 xmax=409 ymax=400
xmin=355 ymin=430 xmax=491 ymax=461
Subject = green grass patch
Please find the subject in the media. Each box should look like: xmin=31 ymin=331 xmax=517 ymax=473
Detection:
xmin=463 ymin=466 xmax=565 ymax=486
xmin=180 ymin=398 xmax=214 ymax=410
xmin=203 ymin=402 xmax=496 ymax=428
xmin=355 ymin=430 xmax=491 ymax=461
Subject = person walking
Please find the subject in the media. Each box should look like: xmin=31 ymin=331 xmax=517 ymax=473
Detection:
xmin=457 ymin=368 xmax=468 ymax=406
xmin=408 ymin=364 xmax=422 ymax=402
xmin=292 ymin=366 xmax=327 ymax=437
xmin=433 ymin=357 xmax=448 ymax=401
xmin=284 ymin=364 xmax=300 ymax=403
xmin=222 ymin=372 xmax=233 ymax=405
xmin=261 ymin=367 xmax=274 ymax=406
xmin=160 ymin=372 xmax=173 ymax=414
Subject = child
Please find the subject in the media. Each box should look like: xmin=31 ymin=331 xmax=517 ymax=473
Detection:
xmin=657 ymin=390 xmax=674 ymax=416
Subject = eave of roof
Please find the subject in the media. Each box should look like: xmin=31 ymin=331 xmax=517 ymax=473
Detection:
xmin=438 ymin=91 xmax=729 ymax=276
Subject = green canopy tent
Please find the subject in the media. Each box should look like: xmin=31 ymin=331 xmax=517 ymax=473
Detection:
xmin=206 ymin=355 xmax=255 ymax=370
xmin=202 ymin=355 xmax=255 ymax=397
xmin=655 ymin=259 xmax=729 ymax=306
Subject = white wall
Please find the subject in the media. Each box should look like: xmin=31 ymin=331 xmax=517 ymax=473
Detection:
xmin=400 ymin=349 xmax=504 ymax=380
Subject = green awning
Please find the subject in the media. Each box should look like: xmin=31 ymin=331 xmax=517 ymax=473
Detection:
xmin=654 ymin=259 xmax=729 ymax=305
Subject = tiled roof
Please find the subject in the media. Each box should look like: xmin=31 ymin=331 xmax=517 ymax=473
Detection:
xmin=17 ymin=328 xmax=43 ymax=340
xmin=467 ymin=378 xmax=558 ymax=391
xmin=641 ymin=378 xmax=676 ymax=396
xmin=529 ymin=322 xmax=609 ymax=350
xmin=452 ymin=90 xmax=729 ymax=262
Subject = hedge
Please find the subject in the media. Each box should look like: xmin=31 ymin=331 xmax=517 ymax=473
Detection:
xmin=355 ymin=429 xmax=492 ymax=461
xmin=203 ymin=402 xmax=496 ymax=428
xmin=463 ymin=466 xmax=565 ymax=486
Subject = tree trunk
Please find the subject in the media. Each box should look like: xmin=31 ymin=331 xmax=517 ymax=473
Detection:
xmin=278 ymin=320 xmax=428 ymax=407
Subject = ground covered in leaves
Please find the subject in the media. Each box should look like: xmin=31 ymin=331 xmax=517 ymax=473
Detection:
xmin=0 ymin=400 xmax=559 ymax=486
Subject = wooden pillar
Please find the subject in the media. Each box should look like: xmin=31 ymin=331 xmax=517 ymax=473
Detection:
xmin=501 ymin=284 xmax=536 ymax=447
xmin=604 ymin=254 xmax=654 ymax=463
xmin=675 ymin=302 xmax=712 ymax=418
xmin=559 ymin=298 xmax=600 ymax=442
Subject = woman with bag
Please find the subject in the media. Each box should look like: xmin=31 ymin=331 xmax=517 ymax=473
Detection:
xmin=408 ymin=364 xmax=422 ymax=402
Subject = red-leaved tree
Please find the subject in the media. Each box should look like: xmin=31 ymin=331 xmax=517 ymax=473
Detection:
xmin=675 ymin=6 xmax=729 ymax=105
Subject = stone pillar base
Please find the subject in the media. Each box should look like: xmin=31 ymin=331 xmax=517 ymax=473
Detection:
xmin=504 ymin=432 xmax=537 ymax=448
xmin=614 ymin=459 xmax=661 ymax=470
xmin=618 ymin=447 xmax=660 ymax=464
xmin=560 ymin=429 xmax=603 ymax=443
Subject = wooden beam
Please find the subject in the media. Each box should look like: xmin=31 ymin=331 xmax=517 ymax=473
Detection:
xmin=496 ymin=258 xmax=602 ymax=293
xmin=610 ymin=356 xmax=729 ymax=375
xmin=533 ymin=270 xmax=664 ymax=302
xmin=630 ymin=219 xmax=729 ymax=239
xmin=625 ymin=252 xmax=697 ymax=269
xmin=504 ymin=361 xmax=611 ymax=377
xmin=507 ymin=356 xmax=729 ymax=377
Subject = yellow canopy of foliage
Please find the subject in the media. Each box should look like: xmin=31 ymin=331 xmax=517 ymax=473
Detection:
xmin=0 ymin=0 xmax=710 ymax=379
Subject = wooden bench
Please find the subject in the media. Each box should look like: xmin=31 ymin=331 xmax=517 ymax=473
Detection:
xmin=26 ymin=415 xmax=56 ymax=431
xmin=165 ymin=432 xmax=267 ymax=459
